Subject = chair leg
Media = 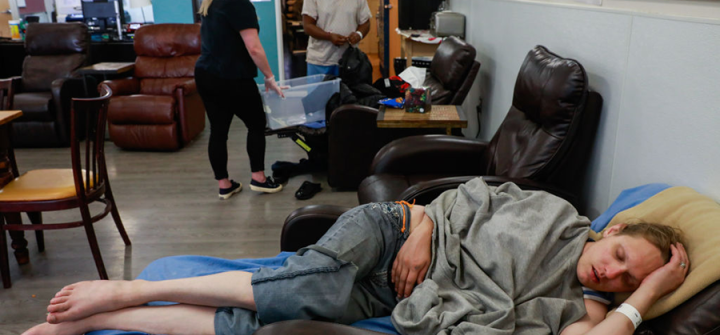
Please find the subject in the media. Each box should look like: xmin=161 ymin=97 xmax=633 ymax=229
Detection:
xmin=27 ymin=212 xmax=44 ymax=252
xmin=104 ymin=185 xmax=131 ymax=246
xmin=79 ymin=205 xmax=108 ymax=280
xmin=0 ymin=215 xmax=11 ymax=288
xmin=4 ymin=212 xmax=28 ymax=265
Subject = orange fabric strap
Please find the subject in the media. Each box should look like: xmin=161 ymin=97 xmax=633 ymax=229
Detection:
xmin=394 ymin=199 xmax=416 ymax=233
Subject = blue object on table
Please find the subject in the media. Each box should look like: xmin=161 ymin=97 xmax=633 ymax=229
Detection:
xmin=379 ymin=97 xmax=404 ymax=108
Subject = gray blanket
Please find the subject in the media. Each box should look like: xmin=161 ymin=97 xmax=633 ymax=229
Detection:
xmin=391 ymin=178 xmax=591 ymax=335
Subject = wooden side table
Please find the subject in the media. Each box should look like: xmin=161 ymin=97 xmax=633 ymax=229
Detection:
xmin=377 ymin=105 xmax=467 ymax=135
xmin=77 ymin=62 xmax=135 ymax=96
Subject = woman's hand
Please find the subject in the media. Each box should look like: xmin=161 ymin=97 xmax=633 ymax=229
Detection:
xmin=263 ymin=76 xmax=286 ymax=98
xmin=640 ymin=243 xmax=690 ymax=298
xmin=392 ymin=218 xmax=433 ymax=299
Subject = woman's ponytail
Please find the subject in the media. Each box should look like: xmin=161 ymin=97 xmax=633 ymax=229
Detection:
xmin=198 ymin=0 xmax=214 ymax=16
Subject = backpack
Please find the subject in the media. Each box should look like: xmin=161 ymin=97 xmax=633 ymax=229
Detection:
xmin=339 ymin=46 xmax=373 ymax=87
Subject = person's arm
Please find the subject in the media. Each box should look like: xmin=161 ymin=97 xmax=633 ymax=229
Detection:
xmin=240 ymin=28 xmax=273 ymax=79
xmin=392 ymin=212 xmax=434 ymax=299
xmin=239 ymin=28 xmax=284 ymax=97
xmin=347 ymin=20 xmax=370 ymax=45
xmin=302 ymin=15 xmax=347 ymax=46
xmin=561 ymin=243 xmax=689 ymax=335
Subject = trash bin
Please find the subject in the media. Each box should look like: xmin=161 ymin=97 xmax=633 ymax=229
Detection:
xmin=394 ymin=57 xmax=407 ymax=75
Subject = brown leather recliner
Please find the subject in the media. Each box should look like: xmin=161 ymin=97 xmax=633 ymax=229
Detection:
xmin=327 ymin=37 xmax=480 ymax=189
xmin=5 ymin=23 xmax=89 ymax=147
xmin=357 ymin=46 xmax=603 ymax=207
xmin=102 ymin=24 xmax=204 ymax=151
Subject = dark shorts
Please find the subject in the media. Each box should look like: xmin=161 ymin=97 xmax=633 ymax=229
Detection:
xmin=214 ymin=202 xmax=412 ymax=335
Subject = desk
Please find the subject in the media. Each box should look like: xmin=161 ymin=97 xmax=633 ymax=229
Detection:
xmin=0 ymin=111 xmax=25 ymax=265
xmin=77 ymin=62 xmax=135 ymax=96
xmin=377 ymin=105 xmax=467 ymax=135
xmin=78 ymin=62 xmax=135 ymax=77
xmin=396 ymin=29 xmax=442 ymax=69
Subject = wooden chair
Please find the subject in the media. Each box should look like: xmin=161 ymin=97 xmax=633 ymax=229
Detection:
xmin=0 ymin=78 xmax=14 ymax=110
xmin=0 ymin=84 xmax=131 ymax=289
xmin=0 ymin=78 xmax=19 ymax=189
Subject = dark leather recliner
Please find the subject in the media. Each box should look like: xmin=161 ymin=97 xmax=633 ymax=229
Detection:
xmin=5 ymin=23 xmax=88 ymax=147
xmin=252 ymin=201 xmax=720 ymax=335
xmin=102 ymin=24 xmax=204 ymax=151
xmin=327 ymin=37 xmax=480 ymax=190
xmin=423 ymin=36 xmax=480 ymax=105
xmin=357 ymin=46 xmax=603 ymax=207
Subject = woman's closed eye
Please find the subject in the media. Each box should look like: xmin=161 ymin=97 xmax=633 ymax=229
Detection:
xmin=616 ymin=247 xmax=625 ymax=261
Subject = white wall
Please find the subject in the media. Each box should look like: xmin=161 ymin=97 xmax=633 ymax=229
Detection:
xmin=451 ymin=0 xmax=720 ymax=218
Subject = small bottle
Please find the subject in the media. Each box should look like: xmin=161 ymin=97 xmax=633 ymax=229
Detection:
xmin=19 ymin=19 xmax=26 ymax=40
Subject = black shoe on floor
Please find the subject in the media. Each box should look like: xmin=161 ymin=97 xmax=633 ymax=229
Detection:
xmin=250 ymin=176 xmax=283 ymax=193
xmin=295 ymin=181 xmax=322 ymax=200
xmin=219 ymin=180 xmax=242 ymax=200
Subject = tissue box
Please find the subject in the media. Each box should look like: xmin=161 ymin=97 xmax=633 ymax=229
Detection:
xmin=404 ymin=87 xmax=431 ymax=113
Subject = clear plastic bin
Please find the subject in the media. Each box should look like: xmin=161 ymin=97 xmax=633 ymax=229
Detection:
xmin=258 ymin=75 xmax=341 ymax=130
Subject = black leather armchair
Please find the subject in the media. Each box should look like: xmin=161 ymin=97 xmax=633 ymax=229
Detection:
xmin=423 ymin=36 xmax=480 ymax=105
xmin=357 ymin=46 xmax=603 ymax=207
xmin=5 ymin=23 xmax=89 ymax=147
xmin=327 ymin=37 xmax=480 ymax=190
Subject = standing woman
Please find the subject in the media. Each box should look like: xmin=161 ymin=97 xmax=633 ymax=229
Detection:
xmin=195 ymin=0 xmax=285 ymax=199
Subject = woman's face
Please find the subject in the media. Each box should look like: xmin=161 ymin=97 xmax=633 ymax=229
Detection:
xmin=577 ymin=230 xmax=664 ymax=293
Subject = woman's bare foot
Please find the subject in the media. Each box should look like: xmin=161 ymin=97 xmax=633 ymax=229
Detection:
xmin=22 ymin=321 xmax=88 ymax=335
xmin=46 ymin=280 xmax=143 ymax=324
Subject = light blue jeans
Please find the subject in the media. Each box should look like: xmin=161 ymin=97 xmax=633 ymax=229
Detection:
xmin=214 ymin=202 xmax=412 ymax=335
xmin=307 ymin=63 xmax=340 ymax=76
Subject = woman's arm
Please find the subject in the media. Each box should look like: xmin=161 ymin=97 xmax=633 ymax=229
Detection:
xmin=392 ymin=212 xmax=434 ymax=299
xmin=239 ymin=28 xmax=284 ymax=97
xmin=562 ymin=243 xmax=689 ymax=335
xmin=240 ymin=28 xmax=273 ymax=79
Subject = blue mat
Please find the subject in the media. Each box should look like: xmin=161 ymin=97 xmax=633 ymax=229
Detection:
xmin=89 ymin=183 xmax=671 ymax=335
xmin=88 ymin=252 xmax=398 ymax=335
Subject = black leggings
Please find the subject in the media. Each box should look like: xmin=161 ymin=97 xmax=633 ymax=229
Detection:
xmin=195 ymin=67 xmax=267 ymax=180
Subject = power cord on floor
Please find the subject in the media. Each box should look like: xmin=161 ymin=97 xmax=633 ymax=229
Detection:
xmin=475 ymin=97 xmax=483 ymax=138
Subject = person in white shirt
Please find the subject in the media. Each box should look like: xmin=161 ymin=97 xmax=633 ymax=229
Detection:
xmin=302 ymin=0 xmax=372 ymax=76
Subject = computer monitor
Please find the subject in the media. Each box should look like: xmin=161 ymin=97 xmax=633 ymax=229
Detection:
xmin=82 ymin=1 xmax=117 ymax=19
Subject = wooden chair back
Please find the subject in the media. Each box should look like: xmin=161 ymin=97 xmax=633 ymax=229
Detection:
xmin=70 ymin=84 xmax=111 ymax=200
xmin=0 ymin=79 xmax=14 ymax=110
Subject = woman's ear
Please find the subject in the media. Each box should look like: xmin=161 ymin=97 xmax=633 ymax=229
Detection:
xmin=603 ymin=223 xmax=628 ymax=237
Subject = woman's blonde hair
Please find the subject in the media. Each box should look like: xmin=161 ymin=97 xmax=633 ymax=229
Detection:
xmin=617 ymin=222 xmax=686 ymax=263
xmin=198 ymin=0 xmax=213 ymax=16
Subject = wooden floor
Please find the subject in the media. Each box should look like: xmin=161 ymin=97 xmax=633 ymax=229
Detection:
xmin=0 ymin=121 xmax=360 ymax=333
